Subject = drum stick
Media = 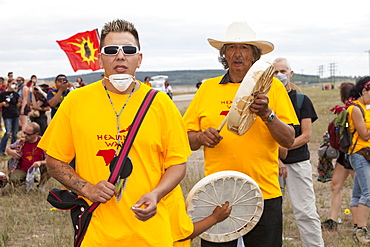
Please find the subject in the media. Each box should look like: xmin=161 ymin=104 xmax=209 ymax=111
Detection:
xmin=217 ymin=114 xmax=228 ymax=132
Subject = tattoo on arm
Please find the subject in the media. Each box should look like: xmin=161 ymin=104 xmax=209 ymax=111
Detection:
xmin=48 ymin=160 xmax=88 ymax=195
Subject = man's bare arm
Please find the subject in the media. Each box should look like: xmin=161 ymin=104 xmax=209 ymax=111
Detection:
xmin=47 ymin=90 xmax=64 ymax=107
xmin=46 ymin=155 xmax=117 ymax=203
xmin=250 ymin=94 xmax=295 ymax=148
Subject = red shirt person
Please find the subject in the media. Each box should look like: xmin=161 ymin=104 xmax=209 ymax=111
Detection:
xmin=6 ymin=122 xmax=48 ymax=188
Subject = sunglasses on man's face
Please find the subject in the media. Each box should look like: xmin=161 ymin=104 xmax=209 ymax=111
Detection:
xmin=57 ymin=78 xmax=68 ymax=82
xmin=101 ymin=45 xmax=139 ymax=56
xmin=23 ymin=131 xmax=35 ymax=136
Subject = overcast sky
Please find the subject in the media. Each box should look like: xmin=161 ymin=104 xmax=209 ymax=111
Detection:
xmin=1 ymin=0 xmax=370 ymax=80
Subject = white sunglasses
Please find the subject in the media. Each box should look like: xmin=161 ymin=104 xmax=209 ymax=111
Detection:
xmin=101 ymin=45 xmax=139 ymax=56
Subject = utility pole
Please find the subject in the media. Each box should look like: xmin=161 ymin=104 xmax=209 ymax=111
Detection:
xmin=318 ymin=65 xmax=324 ymax=89
xmin=329 ymin=63 xmax=336 ymax=89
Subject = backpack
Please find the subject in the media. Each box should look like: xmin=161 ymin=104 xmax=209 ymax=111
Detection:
xmin=296 ymin=92 xmax=304 ymax=109
xmin=328 ymin=103 xmax=364 ymax=153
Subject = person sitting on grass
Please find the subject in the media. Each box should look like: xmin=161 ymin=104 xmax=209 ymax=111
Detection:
xmin=6 ymin=122 xmax=49 ymax=190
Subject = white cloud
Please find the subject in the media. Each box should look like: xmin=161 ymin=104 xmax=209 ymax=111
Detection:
xmin=1 ymin=0 xmax=370 ymax=78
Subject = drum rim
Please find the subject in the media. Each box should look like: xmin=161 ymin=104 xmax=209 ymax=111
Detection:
xmin=227 ymin=60 xmax=274 ymax=135
xmin=185 ymin=170 xmax=264 ymax=243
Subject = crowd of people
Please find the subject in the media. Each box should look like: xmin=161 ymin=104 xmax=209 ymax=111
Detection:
xmin=0 ymin=73 xmax=85 ymax=190
xmin=1 ymin=18 xmax=370 ymax=247
xmin=0 ymin=72 xmax=172 ymax=193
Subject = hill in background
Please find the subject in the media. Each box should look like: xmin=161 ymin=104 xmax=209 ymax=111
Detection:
xmin=41 ymin=70 xmax=226 ymax=87
xmin=41 ymin=69 xmax=358 ymax=87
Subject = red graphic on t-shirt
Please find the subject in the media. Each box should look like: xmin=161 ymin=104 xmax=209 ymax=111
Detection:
xmin=96 ymin=149 xmax=115 ymax=165
xmin=220 ymin=100 xmax=232 ymax=116
xmin=96 ymin=125 xmax=131 ymax=165
xmin=220 ymin=110 xmax=229 ymax=116
xmin=119 ymin=125 xmax=131 ymax=133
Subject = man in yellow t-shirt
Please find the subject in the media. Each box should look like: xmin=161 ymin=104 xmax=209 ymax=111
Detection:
xmin=183 ymin=22 xmax=298 ymax=247
xmin=38 ymin=19 xmax=192 ymax=246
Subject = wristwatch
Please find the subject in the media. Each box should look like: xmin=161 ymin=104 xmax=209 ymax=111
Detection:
xmin=263 ymin=110 xmax=275 ymax=123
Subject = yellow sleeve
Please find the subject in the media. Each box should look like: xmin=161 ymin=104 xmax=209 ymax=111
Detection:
xmin=183 ymin=87 xmax=203 ymax=132
xmin=163 ymin=185 xmax=194 ymax=243
xmin=269 ymin=77 xmax=299 ymax=125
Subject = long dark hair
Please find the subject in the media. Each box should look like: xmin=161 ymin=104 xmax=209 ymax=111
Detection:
xmin=349 ymin=76 xmax=370 ymax=100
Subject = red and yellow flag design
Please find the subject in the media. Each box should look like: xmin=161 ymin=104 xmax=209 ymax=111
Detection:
xmin=57 ymin=29 xmax=101 ymax=72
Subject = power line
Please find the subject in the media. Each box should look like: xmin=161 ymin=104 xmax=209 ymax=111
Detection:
xmin=318 ymin=65 xmax=324 ymax=78
xmin=329 ymin=63 xmax=336 ymax=87
xmin=318 ymin=65 xmax=324 ymax=89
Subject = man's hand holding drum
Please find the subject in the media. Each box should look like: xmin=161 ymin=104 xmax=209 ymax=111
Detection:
xmin=249 ymin=93 xmax=271 ymax=121
xmin=189 ymin=128 xmax=223 ymax=150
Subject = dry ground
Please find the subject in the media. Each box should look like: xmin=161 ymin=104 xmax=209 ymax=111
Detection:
xmin=0 ymin=85 xmax=365 ymax=246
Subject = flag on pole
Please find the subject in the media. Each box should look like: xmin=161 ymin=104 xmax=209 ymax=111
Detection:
xmin=57 ymin=29 xmax=101 ymax=72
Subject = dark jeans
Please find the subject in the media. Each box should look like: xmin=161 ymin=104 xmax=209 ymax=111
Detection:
xmin=201 ymin=197 xmax=282 ymax=247
xmin=0 ymin=117 xmax=19 ymax=153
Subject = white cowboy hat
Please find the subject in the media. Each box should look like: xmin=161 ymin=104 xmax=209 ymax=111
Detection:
xmin=208 ymin=21 xmax=274 ymax=55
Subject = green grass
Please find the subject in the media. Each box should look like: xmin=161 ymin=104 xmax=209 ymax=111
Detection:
xmin=0 ymin=172 xmax=73 ymax=247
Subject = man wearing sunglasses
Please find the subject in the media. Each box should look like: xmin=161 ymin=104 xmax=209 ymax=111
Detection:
xmin=47 ymin=74 xmax=71 ymax=118
xmin=6 ymin=122 xmax=48 ymax=189
xmin=38 ymin=19 xmax=191 ymax=246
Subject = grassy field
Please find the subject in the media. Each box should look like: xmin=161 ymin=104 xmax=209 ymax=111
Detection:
xmin=0 ymin=84 xmax=362 ymax=246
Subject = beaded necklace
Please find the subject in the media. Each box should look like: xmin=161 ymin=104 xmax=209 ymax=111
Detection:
xmin=103 ymin=81 xmax=136 ymax=154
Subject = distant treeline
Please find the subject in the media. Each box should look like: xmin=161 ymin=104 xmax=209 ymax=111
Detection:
xmin=41 ymin=70 xmax=358 ymax=86
xmin=291 ymin=74 xmax=357 ymax=85
xmin=41 ymin=70 xmax=226 ymax=86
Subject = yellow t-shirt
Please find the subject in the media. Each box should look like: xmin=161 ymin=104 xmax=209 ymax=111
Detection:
xmin=39 ymin=81 xmax=192 ymax=247
xmin=347 ymin=100 xmax=370 ymax=153
xmin=174 ymin=240 xmax=191 ymax=247
xmin=164 ymin=185 xmax=193 ymax=246
xmin=183 ymin=76 xmax=298 ymax=199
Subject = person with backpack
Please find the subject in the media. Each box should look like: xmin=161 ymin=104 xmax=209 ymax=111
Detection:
xmin=321 ymin=82 xmax=355 ymax=231
xmin=273 ymin=57 xmax=324 ymax=246
xmin=346 ymin=76 xmax=370 ymax=244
